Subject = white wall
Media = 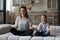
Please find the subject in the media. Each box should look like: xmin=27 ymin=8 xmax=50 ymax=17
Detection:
xmin=31 ymin=0 xmax=47 ymax=12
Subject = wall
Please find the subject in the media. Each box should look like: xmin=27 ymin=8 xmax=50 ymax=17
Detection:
xmin=31 ymin=0 xmax=47 ymax=12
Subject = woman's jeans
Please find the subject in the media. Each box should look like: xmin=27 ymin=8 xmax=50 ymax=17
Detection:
xmin=10 ymin=28 xmax=33 ymax=36
xmin=35 ymin=31 xmax=50 ymax=36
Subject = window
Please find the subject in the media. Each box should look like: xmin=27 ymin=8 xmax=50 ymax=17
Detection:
xmin=0 ymin=0 xmax=6 ymax=24
xmin=47 ymin=0 xmax=51 ymax=8
xmin=47 ymin=0 xmax=58 ymax=9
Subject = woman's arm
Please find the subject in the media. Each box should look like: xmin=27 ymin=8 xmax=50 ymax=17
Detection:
xmin=10 ymin=17 xmax=19 ymax=29
xmin=32 ymin=25 xmax=38 ymax=30
xmin=10 ymin=25 xmax=18 ymax=29
xmin=28 ymin=18 xmax=34 ymax=30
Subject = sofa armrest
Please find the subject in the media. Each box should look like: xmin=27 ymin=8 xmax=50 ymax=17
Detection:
xmin=0 ymin=24 xmax=11 ymax=34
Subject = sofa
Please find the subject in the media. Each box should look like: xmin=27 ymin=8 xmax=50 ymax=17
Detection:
xmin=0 ymin=24 xmax=60 ymax=40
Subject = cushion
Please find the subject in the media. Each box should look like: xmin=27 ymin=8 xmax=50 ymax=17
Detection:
xmin=55 ymin=37 xmax=60 ymax=40
xmin=55 ymin=26 xmax=60 ymax=33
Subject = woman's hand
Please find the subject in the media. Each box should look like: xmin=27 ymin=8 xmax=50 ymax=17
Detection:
xmin=32 ymin=25 xmax=38 ymax=30
xmin=29 ymin=25 xmax=34 ymax=30
xmin=29 ymin=25 xmax=38 ymax=30
xmin=10 ymin=25 xmax=18 ymax=30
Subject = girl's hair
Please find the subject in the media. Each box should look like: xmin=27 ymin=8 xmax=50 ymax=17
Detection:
xmin=19 ymin=6 xmax=28 ymax=18
xmin=41 ymin=14 xmax=47 ymax=22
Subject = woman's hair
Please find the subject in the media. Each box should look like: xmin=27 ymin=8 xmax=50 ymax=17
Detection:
xmin=19 ymin=6 xmax=28 ymax=18
xmin=41 ymin=14 xmax=47 ymax=22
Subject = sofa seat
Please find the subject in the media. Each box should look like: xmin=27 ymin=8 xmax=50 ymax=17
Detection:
xmin=19 ymin=36 xmax=31 ymax=40
xmin=31 ymin=36 xmax=43 ymax=40
xmin=55 ymin=37 xmax=60 ymax=40
xmin=0 ymin=32 xmax=60 ymax=40
xmin=0 ymin=24 xmax=60 ymax=40
xmin=8 ymin=35 xmax=20 ymax=40
xmin=43 ymin=37 xmax=55 ymax=40
xmin=0 ymin=32 xmax=12 ymax=40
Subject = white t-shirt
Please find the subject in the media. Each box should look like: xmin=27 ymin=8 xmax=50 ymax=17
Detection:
xmin=37 ymin=23 xmax=50 ymax=32
xmin=15 ymin=16 xmax=32 ymax=31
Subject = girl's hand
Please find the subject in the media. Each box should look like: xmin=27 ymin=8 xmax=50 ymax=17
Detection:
xmin=48 ymin=29 xmax=53 ymax=32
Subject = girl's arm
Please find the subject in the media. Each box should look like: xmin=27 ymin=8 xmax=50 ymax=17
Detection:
xmin=47 ymin=24 xmax=53 ymax=32
xmin=48 ymin=29 xmax=53 ymax=32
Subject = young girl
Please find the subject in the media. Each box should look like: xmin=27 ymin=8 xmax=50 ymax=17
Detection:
xmin=35 ymin=14 xmax=50 ymax=36
xmin=10 ymin=6 xmax=33 ymax=36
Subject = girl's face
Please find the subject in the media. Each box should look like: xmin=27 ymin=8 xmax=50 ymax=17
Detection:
xmin=41 ymin=16 xmax=46 ymax=23
xmin=19 ymin=8 xmax=26 ymax=17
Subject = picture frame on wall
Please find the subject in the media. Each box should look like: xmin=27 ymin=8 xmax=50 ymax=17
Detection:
xmin=13 ymin=0 xmax=32 ymax=6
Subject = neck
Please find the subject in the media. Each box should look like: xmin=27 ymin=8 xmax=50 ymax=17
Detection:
xmin=20 ymin=16 xmax=27 ymax=19
xmin=41 ymin=21 xmax=47 ymax=24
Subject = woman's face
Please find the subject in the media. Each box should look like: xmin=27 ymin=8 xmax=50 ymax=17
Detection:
xmin=41 ymin=16 xmax=46 ymax=22
xmin=19 ymin=8 xmax=26 ymax=17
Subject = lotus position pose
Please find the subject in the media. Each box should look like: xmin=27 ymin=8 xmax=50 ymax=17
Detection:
xmin=10 ymin=6 xmax=33 ymax=36
xmin=35 ymin=14 xmax=52 ymax=36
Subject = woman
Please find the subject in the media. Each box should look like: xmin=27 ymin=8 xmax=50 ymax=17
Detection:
xmin=10 ymin=6 xmax=33 ymax=36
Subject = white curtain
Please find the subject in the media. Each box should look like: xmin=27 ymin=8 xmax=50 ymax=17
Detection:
xmin=6 ymin=0 xmax=13 ymax=11
xmin=0 ymin=0 xmax=3 ymax=10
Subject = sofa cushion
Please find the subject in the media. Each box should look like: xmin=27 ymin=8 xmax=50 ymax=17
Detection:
xmin=55 ymin=26 xmax=60 ymax=33
xmin=43 ymin=37 xmax=55 ymax=40
xmin=50 ymin=26 xmax=56 ymax=33
xmin=55 ymin=33 xmax=60 ymax=37
xmin=8 ymin=35 xmax=20 ymax=40
xmin=55 ymin=37 xmax=60 ymax=40
xmin=31 ymin=36 xmax=43 ymax=40
xmin=19 ymin=36 xmax=31 ymax=40
xmin=50 ymin=26 xmax=60 ymax=33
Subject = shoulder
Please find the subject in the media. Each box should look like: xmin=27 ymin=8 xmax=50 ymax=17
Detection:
xmin=45 ymin=23 xmax=50 ymax=27
xmin=46 ymin=23 xmax=49 ymax=25
xmin=39 ymin=22 xmax=43 ymax=25
xmin=15 ymin=16 xmax=20 ymax=21
xmin=16 ymin=16 xmax=20 ymax=19
xmin=38 ymin=23 xmax=42 ymax=26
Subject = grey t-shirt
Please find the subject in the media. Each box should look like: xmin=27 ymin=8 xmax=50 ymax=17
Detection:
xmin=15 ymin=16 xmax=32 ymax=31
xmin=37 ymin=23 xmax=50 ymax=32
